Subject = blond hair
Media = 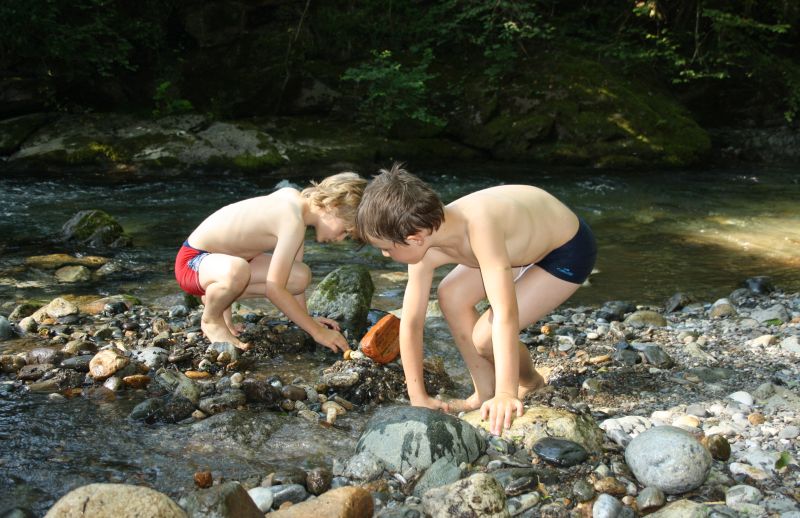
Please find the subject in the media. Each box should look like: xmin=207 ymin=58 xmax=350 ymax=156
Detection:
xmin=356 ymin=163 xmax=444 ymax=244
xmin=302 ymin=172 xmax=367 ymax=233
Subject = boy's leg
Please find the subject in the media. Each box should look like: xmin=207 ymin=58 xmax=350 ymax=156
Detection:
xmin=437 ymin=265 xmax=495 ymax=411
xmin=198 ymin=254 xmax=251 ymax=350
xmin=472 ymin=265 xmax=581 ymax=398
xmin=237 ymin=254 xmax=312 ymax=298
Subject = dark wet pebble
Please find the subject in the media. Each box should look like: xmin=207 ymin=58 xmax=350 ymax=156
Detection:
xmin=572 ymin=479 xmax=595 ymax=502
xmin=532 ymin=437 xmax=588 ymax=467
xmin=60 ymin=355 xmax=93 ymax=372
xmin=281 ymin=384 xmax=307 ymax=401
xmin=306 ymin=467 xmax=333 ymax=495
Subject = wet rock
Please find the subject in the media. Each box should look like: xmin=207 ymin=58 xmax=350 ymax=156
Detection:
xmin=8 ymin=303 xmax=38 ymax=321
xmin=596 ymin=301 xmax=636 ymax=322
xmin=357 ymin=406 xmax=485 ymax=472
xmin=280 ymin=384 xmax=307 ymax=401
xmin=307 ymin=264 xmax=375 ymax=334
xmin=42 ymin=298 xmax=79 ymax=320
xmin=55 ymin=265 xmax=91 ymax=283
xmin=269 ymin=486 xmax=373 ymax=518
xmin=532 ymin=437 xmax=588 ymax=467
xmin=80 ymin=295 xmax=139 ymax=316
xmin=463 ymin=404 xmax=604 ymax=456
xmin=343 ymin=451 xmax=385 ymax=481
xmin=129 ymin=398 xmax=166 ymax=422
xmin=26 ymin=348 xmax=63 ymax=365
xmin=89 ymin=348 xmax=129 ymax=380
xmin=198 ymin=390 xmax=246 ymax=415
xmin=725 ymin=484 xmax=762 ymax=506
xmin=155 ymin=368 xmax=201 ymax=405
xmin=206 ymin=341 xmax=240 ymax=363
xmin=241 ymin=379 xmax=282 ymax=407
xmin=751 ymin=304 xmax=791 ymax=324
xmin=60 ymin=354 xmax=93 ymax=371
xmin=636 ymin=486 xmax=665 ymax=512
xmin=17 ymin=363 xmax=53 ymax=381
xmin=421 ymin=473 xmax=508 ymax=518
xmin=709 ymin=298 xmax=736 ymax=318
xmin=270 ymin=484 xmax=309 ymax=508
xmin=25 ymin=253 xmax=109 ymax=270
xmin=0 ymin=316 xmax=13 ymax=340
xmin=646 ymin=499 xmax=709 ymax=517
xmin=0 ymin=354 xmax=26 ymax=373
xmin=630 ymin=343 xmax=674 ymax=368
xmin=61 ymin=209 xmax=131 ymax=248
xmin=623 ymin=310 xmax=668 ymax=328
xmin=664 ymin=293 xmax=692 ymax=313
xmin=743 ymin=276 xmax=774 ymax=295
xmin=306 ymin=466 xmax=333 ymax=496
xmin=592 ymin=493 xmax=623 ymax=518
xmin=572 ymin=479 xmax=595 ymax=502
xmin=44 ymin=483 xmax=186 ymax=517
xmin=624 ymin=425 xmax=711 ymax=494
xmin=246 ymin=487 xmax=273 ymax=512
xmin=135 ymin=347 xmax=169 ymax=370
xmin=179 ymin=481 xmax=262 ymax=518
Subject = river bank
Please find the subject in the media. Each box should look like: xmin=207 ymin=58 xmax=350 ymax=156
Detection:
xmin=1 ymin=271 xmax=799 ymax=516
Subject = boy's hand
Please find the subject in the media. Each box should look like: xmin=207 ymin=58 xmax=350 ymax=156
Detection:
xmin=480 ymin=393 xmax=524 ymax=436
xmin=315 ymin=317 xmax=341 ymax=331
xmin=410 ymin=394 xmax=450 ymax=413
xmin=313 ymin=325 xmax=349 ymax=353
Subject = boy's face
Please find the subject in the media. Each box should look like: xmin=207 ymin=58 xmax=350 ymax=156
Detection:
xmin=315 ymin=211 xmax=349 ymax=243
xmin=369 ymin=236 xmax=426 ymax=265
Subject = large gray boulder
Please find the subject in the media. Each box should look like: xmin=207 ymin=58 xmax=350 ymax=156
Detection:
xmin=307 ymin=264 xmax=374 ymax=334
xmin=625 ymin=425 xmax=711 ymax=495
xmin=356 ymin=406 xmax=485 ymax=473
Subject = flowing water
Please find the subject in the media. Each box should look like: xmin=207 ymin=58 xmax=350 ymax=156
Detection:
xmin=0 ymin=163 xmax=798 ymax=514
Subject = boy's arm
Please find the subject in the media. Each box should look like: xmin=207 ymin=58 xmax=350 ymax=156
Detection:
xmin=470 ymin=220 xmax=524 ymax=434
xmin=266 ymin=222 xmax=348 ymax=352
xmin=400 ymin=262 xmax=447 ymax=410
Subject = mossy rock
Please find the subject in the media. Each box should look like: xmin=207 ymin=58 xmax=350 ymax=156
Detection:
xmin=446 ymin=51 xmax=710 ymax=168
xmin=61 ymin=210 xmax=132 ymax=248
xmin=307 ymin=264 xmax=375 ymax=334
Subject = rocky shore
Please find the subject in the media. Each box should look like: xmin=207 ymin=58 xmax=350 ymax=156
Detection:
xmin=1 ymin=272 xmax=799 ymax=517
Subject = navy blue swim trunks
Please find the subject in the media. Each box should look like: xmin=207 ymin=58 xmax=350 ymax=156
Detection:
xmin=533 ymin=218 xmax=597 ymax=284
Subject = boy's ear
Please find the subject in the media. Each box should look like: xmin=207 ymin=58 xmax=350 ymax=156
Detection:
xmin=406 ymin=230 xmax=427 ymax=245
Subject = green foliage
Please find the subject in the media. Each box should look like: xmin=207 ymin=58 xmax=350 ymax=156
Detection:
xmin=152 ymin=81 xmax=194 ymax=118
xmin=593 ymin=1 xmax=799 ymax=121
xmin=0 ymin=0 xmax=172 ymax=104
xmin=342 ymin=49 xmax=445 ymax=131
xmin=417 ymin=1 xmax=554 ymax=81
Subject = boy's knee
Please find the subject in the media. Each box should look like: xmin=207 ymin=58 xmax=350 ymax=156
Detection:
xmin=436 ymin=279 xmax=458 ymax=310
xmin=221 ymin=258 xmax=250 ymax=287
xmin=471 ymin=326 xmax=492 ymax=357
xmin=287 ymin=262 xmax=311 ymax=294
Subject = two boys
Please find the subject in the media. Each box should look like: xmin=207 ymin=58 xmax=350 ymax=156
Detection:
xmin=176 ymin=164 xmax=595 ymax=434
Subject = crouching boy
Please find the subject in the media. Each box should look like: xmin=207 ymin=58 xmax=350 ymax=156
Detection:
xmin=355 ymin=164 xmax=596 ymax=434
xmin=175 ymin=172 xmax=367 ymax=352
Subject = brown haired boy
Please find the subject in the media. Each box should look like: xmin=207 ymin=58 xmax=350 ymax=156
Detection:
xmin=175 ymin=172 xmax=367 ymax=352
xmin=356 ymin=164 xmax=596 ymax=434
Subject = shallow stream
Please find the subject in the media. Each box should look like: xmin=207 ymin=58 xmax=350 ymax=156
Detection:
xmin=1 ymin=163 xmax=798 ymax=514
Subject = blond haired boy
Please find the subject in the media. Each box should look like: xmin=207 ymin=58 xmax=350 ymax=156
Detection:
xmin=175 ymin=172 xmax=367 ymax=352
xmin=356 ymin=165 xmax=596 ymax=434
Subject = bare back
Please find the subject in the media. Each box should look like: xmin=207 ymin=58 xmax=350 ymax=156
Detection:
xmin=424 ymin=185 xmax=578 ymax=269
xmin=187 ymin=188 xmax=305 ymax=260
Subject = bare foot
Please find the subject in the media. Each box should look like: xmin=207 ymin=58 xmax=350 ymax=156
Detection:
xmin=223 ymin=306 xmax=240 ymax=337
xmin=202 ymin=318 xmax=250 ymax=351
xmin=447 ymin=393 xmax=482 ymax=414
xmin=518 ymin=367 xmax=550 ymax=399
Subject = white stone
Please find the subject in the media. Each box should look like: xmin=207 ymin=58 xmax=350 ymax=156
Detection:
xmin=247 ymin=487 xmax=273 ymax=512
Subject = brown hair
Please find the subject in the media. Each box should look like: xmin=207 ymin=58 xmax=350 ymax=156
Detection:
xmin=302 ymin=172 xmax=367 ymax=233
xmin=356 ymin=163 xmax=444 ymax=244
